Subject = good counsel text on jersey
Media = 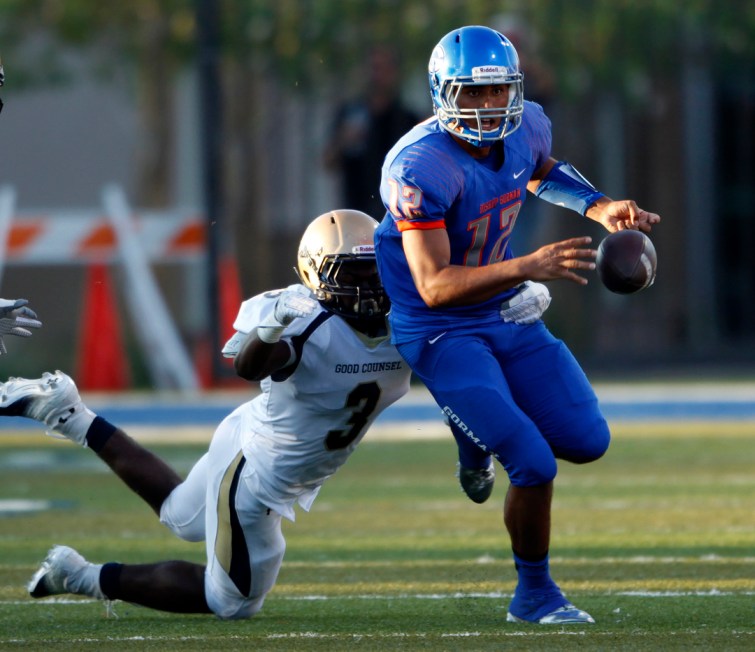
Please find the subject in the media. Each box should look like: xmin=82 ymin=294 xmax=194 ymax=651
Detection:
xmin=225 ymin=286 xmax=412 ymax=521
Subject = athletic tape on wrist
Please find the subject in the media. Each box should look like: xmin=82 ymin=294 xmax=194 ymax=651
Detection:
xmin=534 ymin=160 xmax=605 ymax=216
xmin=256 ymin=325 xmax=285 ymax=343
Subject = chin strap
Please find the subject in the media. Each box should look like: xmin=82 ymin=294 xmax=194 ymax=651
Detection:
xmin=534 ymin=160 xmax=605 ymax=216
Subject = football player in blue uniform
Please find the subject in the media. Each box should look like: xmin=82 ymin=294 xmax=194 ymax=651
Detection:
xmin=374 ymin=25 xmax=660 ymax=625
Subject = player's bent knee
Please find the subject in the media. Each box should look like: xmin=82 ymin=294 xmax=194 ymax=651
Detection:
xmin=508 ymin=456 xmax=558 ymax=488
xmin=205 ymin=582 xmax=266 ymax=620
xmin=159 ymin=487 xmax=206 ymax=542
xmin=561 ymin=420 xmax=611 ymax=464
xmin=159 ymin=506 xmax=205 ymax=542
xmin=212 ymin=598 xmax=264 ymax=620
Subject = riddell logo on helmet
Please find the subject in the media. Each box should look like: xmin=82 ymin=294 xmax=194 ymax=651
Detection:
xmin=352 ymin=245 xmax=374 ymax=254
xmin=473 ymin=66 xmax=505 ymax=75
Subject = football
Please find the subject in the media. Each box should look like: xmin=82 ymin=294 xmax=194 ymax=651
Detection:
xmin=596 ymin=230 xmax=657 ymax=294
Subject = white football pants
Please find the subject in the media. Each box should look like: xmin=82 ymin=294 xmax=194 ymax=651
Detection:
xmin=159 ymin=410 xmax=286 ymax=619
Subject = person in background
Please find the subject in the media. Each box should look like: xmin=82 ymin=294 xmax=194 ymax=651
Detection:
xmin=374 ymin=25 xmax=660 ymax=625
xmin=323 ymin=46 xmax=421 ymax=218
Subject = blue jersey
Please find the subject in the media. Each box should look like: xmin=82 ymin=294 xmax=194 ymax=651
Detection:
xmin=374 ymin=101 xmax=552 ymax=343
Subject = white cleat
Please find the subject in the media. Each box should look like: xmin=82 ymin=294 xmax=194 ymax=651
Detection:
xmin=0 ymin=371 xmax=95 ymax=445
xmin=507 ymin=603 xmax=595 ymax=625
xmin=28 ymin=545 xmax=100 ymax=598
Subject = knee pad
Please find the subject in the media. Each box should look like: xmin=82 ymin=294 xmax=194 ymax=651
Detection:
xmin=558 ymin=418 xmax=611 ymax=464
xmin=506 ymin=452 xmax=558 ymax=488
xmin=159 ymin=494 xmax=205 ymax=542
xmin=205 ymin=575 xmax=266 ymax=620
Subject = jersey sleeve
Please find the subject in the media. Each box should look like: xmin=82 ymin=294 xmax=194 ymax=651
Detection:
xmin=221 ymin=285 xmax=310 ymax=358
xmin=381 ymin=132 xmax=465 ymax=233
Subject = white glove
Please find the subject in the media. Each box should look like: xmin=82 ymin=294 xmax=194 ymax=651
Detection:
xmin=500 ymin=282 xmax=551 ymax=325
xmin=256 ymin=289 xmax=318 ymax=343
xmin=0 ymin=298 xmax=43 ymax=354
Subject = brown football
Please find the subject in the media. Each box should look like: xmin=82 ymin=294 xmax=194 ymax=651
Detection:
xmin=596 ymin=230 xmax=657 ymax=294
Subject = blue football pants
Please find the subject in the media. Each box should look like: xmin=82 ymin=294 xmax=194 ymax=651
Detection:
xmin=397 ymin=321 xmax=610 ymax=487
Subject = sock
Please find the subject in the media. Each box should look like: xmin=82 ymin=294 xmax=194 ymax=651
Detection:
xmin=512 ymin=551 xmax=555 ymax=594
xmin=509 ymin=551 xmax=566 ymax=620
xmin=67 ymin=561 xmax=106 ymax=600
xmin=85 ymin=417 xmax=118 ymax=453
xmin=99 ymin=562 xmax=124 ymax=600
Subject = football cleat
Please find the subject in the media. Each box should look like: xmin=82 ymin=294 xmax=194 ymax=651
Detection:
xmin=506 ymin=603 xmax=595 ymax=625
xmin=28 ymin=545 xmax=103 ymax=599
xmin=0 ymin=371 xmax=95 ymax=445
xmin=457 ymin=460 xmax=495 ymax=504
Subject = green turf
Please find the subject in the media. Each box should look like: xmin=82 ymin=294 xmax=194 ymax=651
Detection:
xmin=0 ymin=422 xmax=753 ymax=650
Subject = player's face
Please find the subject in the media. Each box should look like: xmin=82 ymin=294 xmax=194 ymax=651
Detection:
xmin=456 ymin=84 xmax=510 ymax=130
xmin=334 ymin=259 xmax=381 ymax=290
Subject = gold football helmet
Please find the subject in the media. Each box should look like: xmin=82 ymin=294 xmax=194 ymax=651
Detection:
xmin=296 ymin=209 xmax=389 ymax=320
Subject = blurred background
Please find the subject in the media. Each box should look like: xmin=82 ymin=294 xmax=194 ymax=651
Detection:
xmin=0 ymin=0 xmax=753 ymax=390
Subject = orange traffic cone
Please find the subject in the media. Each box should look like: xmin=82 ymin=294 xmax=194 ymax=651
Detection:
xmin=218 ymin=254 xmax=243 ymax=345
xmin=194 ymin=254 xmax=244 ymax=388
xmin=76 ymin=263 xmax=131 ymax=390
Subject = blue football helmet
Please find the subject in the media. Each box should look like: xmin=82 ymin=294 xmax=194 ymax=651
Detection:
xmin=428 ymin=26 xmax=524 ymax=147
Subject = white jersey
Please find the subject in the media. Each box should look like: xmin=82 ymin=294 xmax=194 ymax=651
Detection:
xmin=223 ymin=285 xmax=411 ymax=521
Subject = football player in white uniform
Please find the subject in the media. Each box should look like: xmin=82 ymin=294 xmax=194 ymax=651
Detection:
xmin=0 ymin=209 xmax=411 ymax=619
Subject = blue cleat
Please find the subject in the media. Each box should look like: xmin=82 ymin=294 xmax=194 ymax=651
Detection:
xmin=507 ymin=603 xmax=595 ymax=625
xmin=506 ymin=580 xmax=595 ymax=625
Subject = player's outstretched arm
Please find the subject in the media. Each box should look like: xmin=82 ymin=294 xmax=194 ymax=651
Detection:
xmin=233 ymin=289 xmax=317 ymax=381
xmin=0 ymin=299 xmax=43 ymax=355
xmin=585 ymin=197 xmax=661 ymax=234
xmin=519 ymin=237 xmax=597 ymax=286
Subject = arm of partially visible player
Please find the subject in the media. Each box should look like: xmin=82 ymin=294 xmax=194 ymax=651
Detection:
xmin=0 ymin=298 xmax=43 ymax=355
xmin=529 ymin=157 xmax=661 ymax=233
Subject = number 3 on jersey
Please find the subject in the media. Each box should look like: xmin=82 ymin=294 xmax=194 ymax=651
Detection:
xmin=325 ymin=382 xmax=381 ymax=450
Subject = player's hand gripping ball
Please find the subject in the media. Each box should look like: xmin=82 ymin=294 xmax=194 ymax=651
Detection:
xmin=596 ymin=230 xmax=657 ymax=294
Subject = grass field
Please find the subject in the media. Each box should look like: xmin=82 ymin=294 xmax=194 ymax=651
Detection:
xmin=0 ymin=420 xmax=753 ymax=650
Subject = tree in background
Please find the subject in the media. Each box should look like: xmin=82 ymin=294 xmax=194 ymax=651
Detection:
xmin=0 ymin=0 xmax=753 ymax=366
